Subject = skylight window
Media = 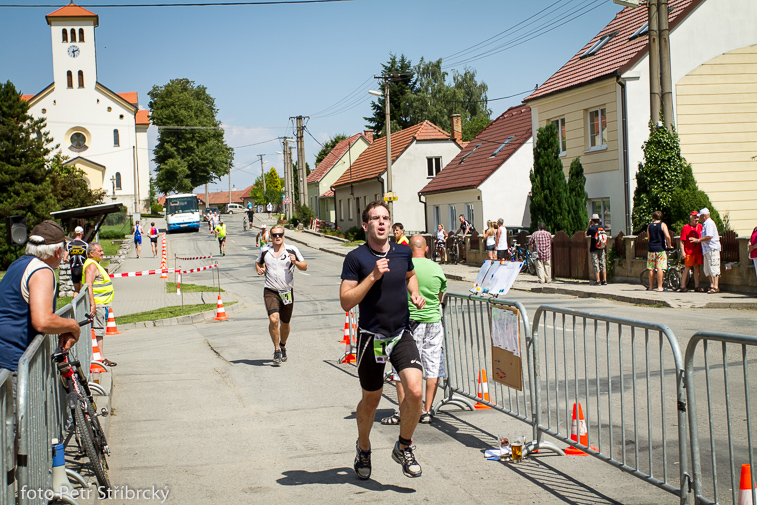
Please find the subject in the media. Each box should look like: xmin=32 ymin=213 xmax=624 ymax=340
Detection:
xmin=490 ymin=136 xmax=515 ymax=158
xmin=581 ymin=31 xmax=618 ymax=58
xmin=628 ymin=22 xmax=648 ymax=40
xmin=459 ymin=143 xmax=481 ymax=164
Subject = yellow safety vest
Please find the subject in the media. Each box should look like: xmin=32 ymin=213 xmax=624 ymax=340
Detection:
xmin=82 ymin=258 xmax=114 ymax=304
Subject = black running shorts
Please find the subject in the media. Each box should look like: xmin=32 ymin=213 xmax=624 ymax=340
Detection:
xmin=71 ymin=265 xmax=83 ymax=284
xmin=357 ymin=329 xmax=422 ymax=392
xmin=263 ymin=287 xmax=294 ymax=324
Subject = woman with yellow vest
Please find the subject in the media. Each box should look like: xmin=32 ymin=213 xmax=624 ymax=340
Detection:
xmin=83 ymin=243 xmax=117 ymax=366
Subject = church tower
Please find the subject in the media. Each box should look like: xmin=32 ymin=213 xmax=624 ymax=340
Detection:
xmin=46 ymin=3 xmax=98 ymax=91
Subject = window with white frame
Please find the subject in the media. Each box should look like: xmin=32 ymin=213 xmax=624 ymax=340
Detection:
xmin=590 ymin=198 xmax=611 ymax=234
xmin=427 ymin=157 xmax=442 ymax=178
xmin=348 ymin=198 xmax=353 ymax=220
xmin=466 ymin=204 xmax=475 ymax=229
xmin=588 ymin=108 xmax=607 ymax=149
xmin=449 ymin=205 xmax=456 ymax=232
xmin=551 ymin=117 xmax=566 ymax=155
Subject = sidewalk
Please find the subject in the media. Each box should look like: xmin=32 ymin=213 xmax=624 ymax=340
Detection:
xmin=278 ymin=226 xmax=757 ymax=310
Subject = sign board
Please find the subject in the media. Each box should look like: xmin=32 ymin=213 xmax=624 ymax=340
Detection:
xmin=383 ymin=191 xmax=398 ymax=202
xmin=472 ymin=260 xmax=522 ymax=296
xmin=489 ymin=305 xmax=522 ymax=391
xmin=283 ymin=196 xmax=291 ymax=204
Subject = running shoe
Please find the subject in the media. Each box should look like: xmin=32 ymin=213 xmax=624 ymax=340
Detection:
xmin=419 ymin=411 xmax=432 ymax=424
xmin=392 ymin=442 xmax=422 ymax=478
xmin=273 ymin=350 xmax=282 ymax=364
xmin=280 ymin=346 xmax=287 ymax=362
xmin=353 ymin=440 xmax=371 ymax=480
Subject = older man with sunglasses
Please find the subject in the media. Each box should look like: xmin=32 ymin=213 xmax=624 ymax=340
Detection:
xmin=255 ymin=225 xmax=307 ymax=365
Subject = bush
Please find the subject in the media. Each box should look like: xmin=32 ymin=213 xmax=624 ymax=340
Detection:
xmin=344 ymin=226 xmax=365 ymax=242
xmin=296 ymin=204 xmax=315 ymax=224
xmin=151 ymin=202 xmax=163 ymax=215
xmin=104 ymin=211 xmax=130 ymax=226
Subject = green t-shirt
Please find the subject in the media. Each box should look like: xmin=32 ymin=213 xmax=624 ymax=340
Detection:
xmin=215 ymin=224 xmax=227 ymax=239
xmin=408 ymin=257 xmax=447 ymax=323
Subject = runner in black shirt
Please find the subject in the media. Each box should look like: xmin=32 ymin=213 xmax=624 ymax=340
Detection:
xmin=340 ymin=201 xmax=425 ymax=480
xmin=66 ymin=226 xmax=88 ymax=294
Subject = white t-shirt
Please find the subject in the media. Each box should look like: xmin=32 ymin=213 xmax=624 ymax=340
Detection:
xmin=496 ymin=226 xmax=508 ymax=250
xmin=701 ymin=218 xmax=721 ymax=254
xmin=256 ymin=243 xmax=304 ymax=292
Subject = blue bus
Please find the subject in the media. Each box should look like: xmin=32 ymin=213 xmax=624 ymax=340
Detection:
xmin=165 ymin=193 xmax=200 ymax=232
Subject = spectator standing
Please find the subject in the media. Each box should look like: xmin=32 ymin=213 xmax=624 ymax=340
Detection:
xmin=267 ymin=202 xmax=273 ymax=218
xmin=66 ymin=226 xmax=88 ymax=295
xmin=133 ymin=220 xmax=144 ymax=258
xmin=680 ymin=211 xmax=704 ymax=292
xmin=484 ymin=221 xmax=496 ymax=260
xmin=436 ymin=224 xmax=448 ymax=263
xmin=392 ymin=223 xmax=409 ymax=246
xmin=528 ymin=222 xmax=552 ymax=283
xmin=692 ymin=208 xmax=721 ymax=293
xmin=83 ymin=243 xmax=116 ymax=366
xmin=149 ymin=222 xmax=159 ymax=257
xmin=495 ymin=218 xmax=508 ymax=260
xmin=586 ymin=214 xmax=607 ymax=285
xmin=646 ymin=211 xmax=672 ymax=291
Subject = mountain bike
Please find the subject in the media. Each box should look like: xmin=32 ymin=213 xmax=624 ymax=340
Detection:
xmin=511 ymin=242 xmax=536 ymax=275
xmin=432 ymin=239 xmax=446 ymax=263
xmin=53 ymin=317 xmax=111 ymax=490
xmin=447 ymin=235 xmax=462 ymax=264
xmin=640 ymin=249 xmax=682 ymax=290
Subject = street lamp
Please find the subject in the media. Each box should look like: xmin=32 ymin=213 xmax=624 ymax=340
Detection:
xmin=369 ymin=85 xmax=394 ymax=217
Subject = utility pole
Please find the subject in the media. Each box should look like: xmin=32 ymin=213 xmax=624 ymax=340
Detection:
xmin=290 ymin=116 xmax=309 ymax=208
xmin=228 ymin=171 xmax=232 ymax=207
xmin=283 ymin=138 xmax=296 ymax=220
xmin=648 ymin=0 xmax=661 ymax=126
xmin=258 ymin=154 xmax=266 ymax=193
xmin=658 ymin=0 xmax=673 ymax=129
xmin=205 ymin=184 xmax=209 ymax=213
xmin=372 ymin=74 xmax=394 ymax=218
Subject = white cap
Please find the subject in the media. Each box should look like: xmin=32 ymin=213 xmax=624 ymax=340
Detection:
xmin=262 ymin=224 xmax=267 ymax=228
xmin=74 ymin=226 xmax=84 ymax=234
xmin=591 ymin=213 xmax=600 ymax=220
xmin=699 ymin=208 xmax=710 ymax=215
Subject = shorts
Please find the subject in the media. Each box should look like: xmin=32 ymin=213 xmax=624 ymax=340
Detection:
xmin=591 ymin=249 xmax=607 ymax=272
xmin=71 ymin=265 xmax=83 ymax=284
xmin=704 ymin=250 xmax=721 ymax=277
xmin=646 ymin=251 xmax=668 ymax=270
xmin=150 ymin=236 xmax=158 ymax=243
xmin=496 ymin=249 xmax=508 ymax=260
xmin=134 ymin=237 xmax=141 ymax=244
xmin=685 ymin=253 xmax=703 ymax=268
xmin=486 ymin=244 xmax=495 ymax=251
xmin=263 ymin=288 xmax=294 ymax=324
xmin=357 ymin=328 xmax=422 ymax=392
xmin=218 ymin=236 xmax=226 ymax=243
xmin=94 ymin=306 xmax=106 ymax=338
xmin=391 ymin=321 xmax=446 ymax=380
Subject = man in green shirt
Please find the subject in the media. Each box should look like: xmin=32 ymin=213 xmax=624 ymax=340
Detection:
xmin=214 ymin=220 xmax=227 ymax=256
xmin=382 ymin=234 xmax=447 ymax=425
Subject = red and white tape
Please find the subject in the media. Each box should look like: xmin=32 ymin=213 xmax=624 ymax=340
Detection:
xmin=175 ymin=255 xmax=214 ymax=261
xmin=110 ymin=263 xmax=217 ymax=278
xmin=180 ymin=264 xmax=218 ymax=274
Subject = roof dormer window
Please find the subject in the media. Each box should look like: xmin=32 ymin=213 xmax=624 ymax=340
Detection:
xmin=581 ymin=31 xmax=618 ymax=58
xmin=629 ymin=22 xmax=648 ymax=40
xmin=459 ymin=143 xmax=481 ymax=164
xmin=489 ymin=136 xmax=515 ymax=158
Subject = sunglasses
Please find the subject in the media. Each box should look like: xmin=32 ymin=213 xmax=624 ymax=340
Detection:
xmin=271 ymin=233 xmax=284 ymax=238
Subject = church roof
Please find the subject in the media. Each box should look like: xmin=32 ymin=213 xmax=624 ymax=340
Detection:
xmin=46 ymin=3 xmax=99 ymax=26
xmin=135 ymin=110 xmax=150 ymax=126
xmin=117 ymin=92 xmax=138 ymax=105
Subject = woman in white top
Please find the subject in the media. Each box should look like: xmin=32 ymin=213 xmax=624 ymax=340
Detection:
xmin=436 ymin=224 xmax=448 ymax=263
xmin=484 ymin=220 xmax=496 ymax=260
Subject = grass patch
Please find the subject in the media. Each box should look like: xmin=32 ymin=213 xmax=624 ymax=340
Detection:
xmin=100 ymin=240 xmax=122 ymax=257
xmin=57 ymin=295 xmax=73 ymax=306
xmin=99 ymin=223 xmax=131 ymax=240
xmin=342 ymin=240 xmax=365 ymax=247
xmin=166 ymin=282 xmax=223 ymax=293
xmin=117 ymin=301 xmax=237 ymax=324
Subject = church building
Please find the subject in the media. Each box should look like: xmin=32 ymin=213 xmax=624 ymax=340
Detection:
xmin=21 ymin=3 xmax=150 ymax=216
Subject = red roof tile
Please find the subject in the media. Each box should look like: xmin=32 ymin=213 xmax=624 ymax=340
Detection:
xmin=117 ymin=92 xmax=138 ymax=105
xmin=46 ymin=3 xmax=98 ymax=25
xmin=20 ymin=94 xmax=34 ymax=102
xmin=420 ymin=105 xmax=532 ymax=195
xmin=135 ymin=109 xmax=150 ymax=125
xmin=526 ymin=0 xmax=700 ymax=102
xmin=308 ymin=132 xmax=372 ymax=184
xmin=320 ymin=189 xmax=334 ymax=198
xmin=332 ymin=121 xmax=454 ymax=187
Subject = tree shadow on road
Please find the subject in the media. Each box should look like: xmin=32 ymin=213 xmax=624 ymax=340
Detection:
xmin=276 ymin=467 xmax=415 ymax=493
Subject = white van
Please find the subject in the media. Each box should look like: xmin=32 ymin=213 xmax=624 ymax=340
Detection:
xmin=225 ymin=203 xmax=245 ymax=214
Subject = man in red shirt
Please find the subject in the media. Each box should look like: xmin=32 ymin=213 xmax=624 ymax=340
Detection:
xmin=679 ymin=211 xmax=704 ymax=292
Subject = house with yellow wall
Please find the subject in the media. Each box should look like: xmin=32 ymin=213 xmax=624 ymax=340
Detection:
xmin=525 ymin=0 xmax=757 ymax=235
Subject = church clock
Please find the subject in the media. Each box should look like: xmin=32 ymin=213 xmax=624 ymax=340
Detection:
xmin=67 ymin=45 xmax=80 ymax=58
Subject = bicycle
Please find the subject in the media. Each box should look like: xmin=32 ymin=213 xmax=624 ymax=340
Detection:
xmin=512 ymin=242 xmax=536 ymax=275
xmin=640 ymin=248 xmax=682 ymax=290
xmin=432 ymin=239 xmax=446 ymax=263
xmin=447 ymin=235 xmax=463 ymax=264
xmin=53 ymin=317 xmax=111 ymax=490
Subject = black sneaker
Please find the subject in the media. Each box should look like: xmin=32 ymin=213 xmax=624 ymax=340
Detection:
xmin=354 ymin=441 xmax=371 ymax=480
xmin=392 ymin=442 xmax=422 ymax=478
xmin=280 ymin=346 xmax=287 ymax=362
xmin=273 ymin=350 xmax=282 ymax=365
xmin=601 ymin=280 xmax=607 ymax=285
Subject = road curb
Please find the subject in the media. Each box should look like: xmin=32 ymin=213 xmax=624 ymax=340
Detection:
xmin=117 ymin=301 xmax=246 ymax=330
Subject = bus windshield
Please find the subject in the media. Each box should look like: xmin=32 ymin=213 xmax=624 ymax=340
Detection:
xmin=166 ymin=197 xmax=198 ymax=215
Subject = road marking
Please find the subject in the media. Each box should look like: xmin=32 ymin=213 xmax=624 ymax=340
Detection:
xmin=300 ymin=272 xmax=310 ymax=276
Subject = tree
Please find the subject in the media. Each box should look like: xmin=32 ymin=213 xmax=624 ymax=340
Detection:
xmin=566 ymin=157 xmax=589 ymax=235
xmin=462 ymin=115 xmax=492 ymax=142
xmin=148 ymin=78 xmax=233 ymax=194
xmin=48 ymin=158 xmax=105 ymax=211
xmin=264 ymin=167 xmax=283 ymax=204
xmin=529 ymin=123 xmax=569 ymax=233
xmin=364 ymin=54 xmax=417 ymax=137
xmin=631 ymin=123 xmax=722 ymax=233
xmin=315 ymin=134 xmax=347 ymax=166
xmin=0 ymin=81 xmax=59 ymax=269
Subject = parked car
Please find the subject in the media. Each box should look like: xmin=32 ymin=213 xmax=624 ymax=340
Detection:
xmin=225 ymin=203 xmax=244 ymax=214
xmin=204 ymin=207 xmax=219 ymax=221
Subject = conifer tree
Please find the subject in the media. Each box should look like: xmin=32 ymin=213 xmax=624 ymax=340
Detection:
xmin=529 ymin=123 xmax=569 ymax=233
xmin=566 ymin=157 xmax=589 ymax=234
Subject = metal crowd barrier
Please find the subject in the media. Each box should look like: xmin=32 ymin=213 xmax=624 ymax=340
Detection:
xmin=684 ymin=331 xmax=757 ymax=505
xmin=531 ymin=305 xmax=689 ymax=501
xmin=1 ymin=370 xmax=14 ymax=505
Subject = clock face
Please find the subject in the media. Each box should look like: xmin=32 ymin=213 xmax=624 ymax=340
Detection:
xmin=67 ymin=45 xmax=80 ymax=58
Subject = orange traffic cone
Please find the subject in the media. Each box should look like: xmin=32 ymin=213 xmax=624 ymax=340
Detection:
xmin=160 ymin=233 xmax=168 ymax=279
xmin=214 ymin=294 xmax=229 ymax=321
xmin=339 ymin=312 xmax=351 ymax=345
xmin=475 ymin=369 xmax=492 ymax=409
xmin=105 ymin=307 xmax=120 ymax=335
xmin=338 ymin=311 xmax=356 ymax=364
xmin=739 ymin=464 xmax=755 ymax=505
xmin=90 ymin=329 xmax=107 ymax=373
xmin=565 ymin=403 xmax=598 ymax=455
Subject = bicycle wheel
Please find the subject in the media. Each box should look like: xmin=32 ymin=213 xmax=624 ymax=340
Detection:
xmin=666 ymin=269 xmax=681 ymax=291
xmin=526 ymin=256 xmax=536 ymax=275
xmin=640 ymin=269 xmax=651 ymax=289
xmin=74 ymin=399 xmax=111 ymax=490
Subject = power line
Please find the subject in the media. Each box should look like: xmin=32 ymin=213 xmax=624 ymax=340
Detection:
xmin=303 ymin=126 xmax=323 ymax=148
xmin=1 ymin=0 xmax=358 ymax=8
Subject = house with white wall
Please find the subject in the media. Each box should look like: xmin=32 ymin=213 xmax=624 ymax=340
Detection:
xmin=21 ymin=3 xmax=150 ymax=216
xmin=420 ymin=105 xmax=533 ymax=233
xmin=332 ymin=119 xmax=463 ymax=233
xmin=306 ymin=132 xmax=372 ymax=222
xmin=524 ymin=0 xmax=757 ymax=235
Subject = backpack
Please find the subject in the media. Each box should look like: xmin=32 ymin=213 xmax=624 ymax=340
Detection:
xmin=595 ymin=227 xmax=608 ymax=249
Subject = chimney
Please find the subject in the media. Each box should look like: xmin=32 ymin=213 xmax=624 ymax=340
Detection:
xmin=363 ymin=130 xmax=374 ymax=143
xmin=450 ymin=114 xmax=462 ymax=143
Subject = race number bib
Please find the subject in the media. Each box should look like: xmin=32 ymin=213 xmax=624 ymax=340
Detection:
xmin=372 ymin=331 xmax=403 ymax=364
xmin=278 ymin=289 xmax=293 ymax=305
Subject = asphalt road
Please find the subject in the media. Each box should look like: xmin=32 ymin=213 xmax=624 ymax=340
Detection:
xmin=106 ymin=219 xmax=755 ymax=504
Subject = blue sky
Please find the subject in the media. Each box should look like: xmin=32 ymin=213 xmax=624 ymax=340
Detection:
xmin=1 ymin=0 xmax=625 ymax=193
